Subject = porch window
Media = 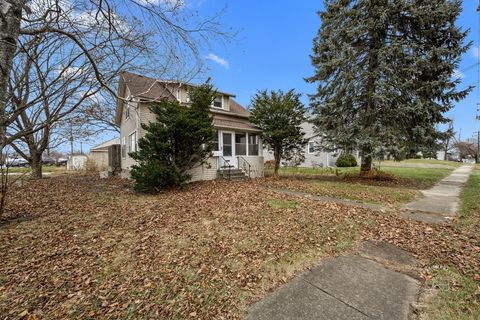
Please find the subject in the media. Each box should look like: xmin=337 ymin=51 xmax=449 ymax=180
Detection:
xmin=222 ymin=132 xmax=232 ymax=156
xmin=235 ymin=133 xmax=246 ymax=156
xmin=212 ymin=131 xmax=219 ymax=151
xmin=128 ymin=131 xmax=137 ymax=153
xmin=248 ymin=134 xmax=259 ymax=156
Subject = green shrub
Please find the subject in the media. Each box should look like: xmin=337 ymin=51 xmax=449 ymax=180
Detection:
xmin=336 ymin=153 xmax=358 ymax=167
xmin=129 ymin=82 xmax=216 ymax=192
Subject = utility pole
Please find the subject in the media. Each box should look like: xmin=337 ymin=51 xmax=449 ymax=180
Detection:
xmin=69 ymin=125 xmax=74 ymax=155
xmin=475 ymin=131 xmax=480 ymax=164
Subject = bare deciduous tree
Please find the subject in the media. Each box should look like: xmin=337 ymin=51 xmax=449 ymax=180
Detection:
xmin=454 ymin=141 xmax=477 ymax=160
xmin=0 ymin=0 xmax=231 ymax=214
xmin=1 ymin=0 xmax=230 ymax=151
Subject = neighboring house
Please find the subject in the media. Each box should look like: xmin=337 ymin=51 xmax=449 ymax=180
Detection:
xmin=115 ymin=72 xmax=264 ymax=181
xmin=264 ymin=121 xmax=359 ymax=168
xmin=89 ymin=137 xmax=120 ymax=171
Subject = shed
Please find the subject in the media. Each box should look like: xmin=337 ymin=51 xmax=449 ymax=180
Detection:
xmin=89 ymin=137 xmax=120 ymax=171
xmin=67 ymin=154 xmax=88 ymax=171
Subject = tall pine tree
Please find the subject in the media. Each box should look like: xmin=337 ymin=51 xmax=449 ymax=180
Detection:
xmin=307 ymin=0 xmax=471 ymax=174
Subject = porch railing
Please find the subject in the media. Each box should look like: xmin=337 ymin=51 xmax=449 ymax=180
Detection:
xmin=218 ymin=156 xmax=233 ymax=180
xmin=237 ymin=156 xmax=252 ymax=178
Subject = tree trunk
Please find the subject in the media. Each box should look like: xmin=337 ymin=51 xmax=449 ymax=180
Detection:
xmin=359 ymin=1 xmax=387 ymax=175
xmin=30 ymin=153 xmax=43 ymax=179
xmin=0 ymin=1 xmax=24 ymax=149
xmin=360 ymin=153 xmax=372 ymax=175
xmin=273 ymin=142 xmax=281 ymax=176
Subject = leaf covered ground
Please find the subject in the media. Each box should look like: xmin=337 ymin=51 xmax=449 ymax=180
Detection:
xmin=1 ymin=172 xmax=479 ymax=319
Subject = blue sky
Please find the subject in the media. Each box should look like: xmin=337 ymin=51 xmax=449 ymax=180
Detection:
xmin=81 ymin=0 xmax=480 ymax=152
xmin=199 ymin=0 xmax=480 ymax=142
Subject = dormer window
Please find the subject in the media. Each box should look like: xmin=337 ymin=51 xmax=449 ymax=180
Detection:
xmin=212 ymin=96 xmax=223 ymax=109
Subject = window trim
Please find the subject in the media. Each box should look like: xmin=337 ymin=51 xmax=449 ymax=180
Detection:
xmin=235 ymin=132 xmax=247 ymax=156
xmin=247 ymin=133 xmax=259 ymax=156
xmin=308 ymin=141 xmax=315 ymax=154
xmin=212 ymin=130 xmax=219 ymax=151
xmin=128 ymin=131 xmax=137 ymax=154
xmin=125 ymin=104 xmax=130 ymax=120
xmin=211 ymin=95 xmax=223 ymax=109
xmin=121 ymin=136 xmax=127 ymax=158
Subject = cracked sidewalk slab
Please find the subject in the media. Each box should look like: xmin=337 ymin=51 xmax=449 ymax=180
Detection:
xmin=246 ymin=243 xmax=420 ymax=320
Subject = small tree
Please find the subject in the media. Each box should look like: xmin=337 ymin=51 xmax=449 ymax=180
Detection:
xmin=454 ymin=141 xmax=477 ymax=160
xmin=250 ymin=89 xmax=307 ymax=176
xmin=129 ymin=83 xmax=215 ymax=192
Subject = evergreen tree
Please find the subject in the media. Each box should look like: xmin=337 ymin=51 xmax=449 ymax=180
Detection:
xmin=129 ymin=83 xmax=215 ymax=192
xmin=307 ymin=0 xmax=471 ymax=174
xmin=249 ymin=89 xmax=307 ymax=175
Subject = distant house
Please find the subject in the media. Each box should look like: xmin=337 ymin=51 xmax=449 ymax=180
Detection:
xmin=264 ymin=121 xmax=359 ymax=168
xmin=89 ymin=137 xmax=120 ymax=171
xmin=115 ymin=72 xmax=264 ymax=181
xmin=264 ymin=121 xmax=338 ymax=168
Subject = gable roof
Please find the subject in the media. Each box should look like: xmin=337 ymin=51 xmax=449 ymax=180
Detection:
xmin=120 ymin=72 xmax=178 ymax=101
xmin=90 ymin=137 xmax=121 ymax=152
xmin=115 ymin=72 xmax=248 ymax=125
xmin=229 ymin=99 xmax=250 ymax=116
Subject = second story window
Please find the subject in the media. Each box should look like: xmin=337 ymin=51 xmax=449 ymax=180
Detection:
xmin=308 ymin=141 xmax=315 ymax=154
xmin=125 ymin=104 xmax=130 ymax=119
xmin=128 ymin=131 xmax=137 ymax=153
xmin=212 ymin=96 xmax=223 ymax=109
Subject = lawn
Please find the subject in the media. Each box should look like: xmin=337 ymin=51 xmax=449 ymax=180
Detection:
xmin=0 ymin=176 xmax=375 ymax=319
xmin=5 ymin=165 xmax=67 ymax=174
xmin=379 ymin=158 xmax=462 ymax=168
xmin=1 ymin=166 xmax=478 ymax=319
xmin=420 ymin=165 xmax=480 ymax=320
xmin=263 ymin=162 xmax=455 ymax=208
xmin=266 ymin=161 xmax=454 ymax=189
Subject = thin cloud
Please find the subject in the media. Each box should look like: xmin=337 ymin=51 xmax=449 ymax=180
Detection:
xmin=472 ymin=46 xmax=479 ymax=58
xmin=206 ymin=53 xmax=230 ymax=69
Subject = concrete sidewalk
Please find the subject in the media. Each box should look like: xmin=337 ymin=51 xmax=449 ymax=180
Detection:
xmin=246 ymin=242 xmax=420 ymax=320
xmin=402 ymin=165 xmax=474 ymax=224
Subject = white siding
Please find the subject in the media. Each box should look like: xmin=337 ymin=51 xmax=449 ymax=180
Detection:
xmin=119 ymin=85 xmax=263 ymax=181
xmin=263 ymin=122 xmax=339 ymax=168
xmin=120 ymin=88 xmax=140 ymax=170
xmin=188 ymin=158 xmax=218 ymax=182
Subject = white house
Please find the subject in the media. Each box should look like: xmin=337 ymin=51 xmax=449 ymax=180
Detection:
xmin=115 ymin=72 xmax=264 ymax=181
xmin=264 ymin=121 xmax=359 ymax=168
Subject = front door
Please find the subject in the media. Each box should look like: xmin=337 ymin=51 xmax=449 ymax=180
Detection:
xmin=221 ymin=132 xmax=236 ymax=168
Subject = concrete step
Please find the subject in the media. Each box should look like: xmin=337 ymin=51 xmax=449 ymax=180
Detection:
xmin=217 ymin=169 xmax=248 ymax=180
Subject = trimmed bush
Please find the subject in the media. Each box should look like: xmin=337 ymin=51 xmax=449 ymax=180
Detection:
xmin=336 ymin=153 xmax=358 ymax=167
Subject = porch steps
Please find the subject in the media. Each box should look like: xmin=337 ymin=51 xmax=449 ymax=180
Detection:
xmin=217 ymin=168 xmax=248 ymax=181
